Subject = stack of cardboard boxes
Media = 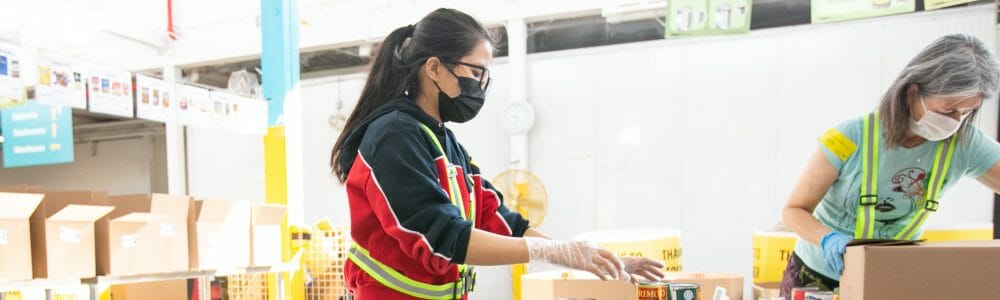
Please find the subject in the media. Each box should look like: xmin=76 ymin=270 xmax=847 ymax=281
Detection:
xmin=0 ymin=188 xmax=286 ymax=282
xmin=522 ymin=271 xmax=744 ymax=300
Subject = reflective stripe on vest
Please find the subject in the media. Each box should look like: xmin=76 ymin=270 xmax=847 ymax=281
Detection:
xmin=855 ymin=112 xmax=957 ymax=240
xmin=347 ymin=244 xmax=472 ymax=300
xmin=346 ymin=123 xmax=477 ymax=299
xmin=418 ymin=123 xmax=477 ymax=225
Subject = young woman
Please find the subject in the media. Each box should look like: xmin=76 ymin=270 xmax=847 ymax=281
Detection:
xmin=331 ymin=9 xmax=664 ymax=299
xmin=781 ymin=34 xmax=1000 ymax=296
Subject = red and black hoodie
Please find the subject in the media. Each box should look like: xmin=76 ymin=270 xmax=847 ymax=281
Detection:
xmin=337 ymin=97 xmax=530 ymax=299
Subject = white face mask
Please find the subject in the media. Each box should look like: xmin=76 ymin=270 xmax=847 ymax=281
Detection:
xmin=910 ymin=95 xmax=966 ymax=141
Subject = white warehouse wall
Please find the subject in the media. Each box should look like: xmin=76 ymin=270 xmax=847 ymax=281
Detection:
xmin=185 ymin=127 xmax=267 ymax=203
xmin=0 ymin=136 xmax=168 ymax=195
xmin=296 ymin=5 xmax=999 ymax=299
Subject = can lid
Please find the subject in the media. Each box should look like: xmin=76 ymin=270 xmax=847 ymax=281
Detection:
xmin=669 ymin=283 xmax=700 ymax=289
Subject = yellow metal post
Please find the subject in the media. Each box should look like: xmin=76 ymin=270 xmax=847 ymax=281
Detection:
xmin=512 ymin=264 xmax=526 ymax=300
xmin=265 ymin=126 xmax=304 ymax=300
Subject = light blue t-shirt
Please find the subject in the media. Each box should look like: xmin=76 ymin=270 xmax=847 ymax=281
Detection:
xmin=795 ymin=115 xmax=1000 ymax=280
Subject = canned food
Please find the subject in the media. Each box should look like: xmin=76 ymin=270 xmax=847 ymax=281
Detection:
xmin=637 ymin=280 xmax=668 ymax=300
xmin=668 ymin=283 xmax=699 ymax=300
xmin=791 ymin=287 xmax=819 ymax=300
xmin=804 ymin=291 xmax=835 ymax=300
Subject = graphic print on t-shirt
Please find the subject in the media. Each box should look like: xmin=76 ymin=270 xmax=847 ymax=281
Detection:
xmin=835 ymin=167 xmax=927 ymax=236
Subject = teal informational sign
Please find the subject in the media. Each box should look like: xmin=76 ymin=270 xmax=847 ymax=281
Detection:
xmin=1 ymin=102 xmax=74 ymax=168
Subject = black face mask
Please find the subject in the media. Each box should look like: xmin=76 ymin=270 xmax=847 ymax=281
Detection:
xmin=435 ymin=77 xmax=486 ymax=123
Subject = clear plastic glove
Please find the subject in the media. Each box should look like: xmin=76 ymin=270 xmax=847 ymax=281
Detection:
xmin=621 ymin=256 xmax=666 ymax=282
xmin=821 ymin=231 xmax=852 ymax=275
xmin=524 ymin=237 xmax=624 ymax=280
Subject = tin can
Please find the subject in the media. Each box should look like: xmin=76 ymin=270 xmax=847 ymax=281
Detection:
xmin=637 ymin=280 xmax=668 ymax=300
xmin=669 ymin=283 xmax=700 ymax=300
xmin=791 ymin=287 xmax=819 ymax=300
xmin=804 ymin=291 xmax=835 ymax=300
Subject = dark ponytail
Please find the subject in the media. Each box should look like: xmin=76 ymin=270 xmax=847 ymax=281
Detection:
xmin=331 ymin=8 xmax=493 ymax=182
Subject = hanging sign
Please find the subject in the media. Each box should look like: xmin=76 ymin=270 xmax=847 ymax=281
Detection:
xmin=36 ymin=54 xmax=87 ymax=109
xmin=1 ymin=102 xmax=74 ymax=168
xmin=812 ymin=0 xmax=914 ymax=23
xmin=87 ymin=66 xmax=134 ymax=118
xmin=135 ymin=75 xmax=175 ymax=122
xmin=176 ymin=84 xmax=211 ymax=128
xmin=0 ymin=43 xmax=26 ymax=108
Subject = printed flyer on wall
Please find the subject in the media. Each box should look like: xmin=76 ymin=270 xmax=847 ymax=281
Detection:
xmin=812 ymin=0 xmax=914 ymax=23
xmin=0 ymin=43 xmax=26 ymax=108
xmin=87 ymin=65 xmax=134 ymax=118
xmin=924 ymin=0 xmax=975 ymax=10
xmin=35 ymin=54 xmax=88 ymax=109
xmin=135 ymin=74 xmax=175 ymax=122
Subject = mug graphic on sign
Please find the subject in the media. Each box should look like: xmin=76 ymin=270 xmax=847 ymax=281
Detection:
xmin=675 ymin=7 xmax=707 ymax=32
xmin=715 ymin=4 xmax=732 ymax=29
xmin=716 ymin=3 xmax=748 ymax=30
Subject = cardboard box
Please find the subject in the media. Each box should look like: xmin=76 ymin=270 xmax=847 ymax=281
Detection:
xmin=96 ymin=194 xmax=164 ymax=276
xmin=753 ymin=282 xmax=781 ymax=300
xmin=189 ymin=199 xmax=251 ymax=270
xmin=522 ymin=271 xmax=637 ymax=300
xmin=110 ymin=280 xmax=189 ymax=300
xmin=31 ymin=191 xmax=114 ymax=279
xmin=663 ymin=272 xmax=744 ymax=300
xmin=250 ymin=204 xmax=286 ymax=267
xmin=0 ymin=185 xmax=44 ymax=193
xmin=0 ymin=193 xmax=43 ymax=280
xmin=150 ymin=194 xmax=194 ymax=272
xmin=841 ymin=240 xmax=1000 ymax=300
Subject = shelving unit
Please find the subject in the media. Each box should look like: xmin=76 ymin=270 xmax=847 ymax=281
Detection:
xmin=0 ymin=253 xmax=300 ymax=300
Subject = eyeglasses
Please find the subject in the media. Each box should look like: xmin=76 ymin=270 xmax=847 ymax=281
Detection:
xmin=444 ymin=61 xmax=492 ymax=92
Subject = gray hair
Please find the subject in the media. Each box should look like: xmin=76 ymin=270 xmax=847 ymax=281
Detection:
xmin=878 ymin=33 xmax=1000 ymax=148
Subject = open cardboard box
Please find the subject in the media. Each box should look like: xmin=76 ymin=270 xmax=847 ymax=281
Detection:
xmin=251 ymin=204 xmax=286 ymax=267
xmin=841 ymin=239 xmax=1000 ymax=300
xmin=110 ymin=280 xmax=189 ymax=300
xmin=96 ymin=195 xmax=167 ymax=276
xmin=104 ymin=194 xmax=193 ymax=274
xmin=522 ymin=270 xmax=637 ymax=300
xmin=0 ymin=192 xmax=43 ymax=280
xmin=663 ymin=272 xmax=744 ymax=300
xmin=150 ymin=194 xmax=195 ymax=272
xmin=753 ymin=282 xmax=781 ymax=300
xmin=0 ymin=185 xmax=45 ymax=194
xmin=31 ymin=191 xmax=114 ymax=279
xmin=189 ymin=199 xmax=251 ymax=270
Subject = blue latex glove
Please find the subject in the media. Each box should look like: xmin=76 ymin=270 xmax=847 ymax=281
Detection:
xmin=820 ymin=231 xmax=852 ymax=275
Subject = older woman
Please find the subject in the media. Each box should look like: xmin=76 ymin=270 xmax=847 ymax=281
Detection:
xmin=781 ymin=33 xmax=1000 ymax=296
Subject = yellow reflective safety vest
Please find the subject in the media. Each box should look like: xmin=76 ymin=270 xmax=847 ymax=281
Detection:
xmin=855 ymin=112 xmax=957 ymax=240
xmin=347 ymin=123 xmax=477 ymax=299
